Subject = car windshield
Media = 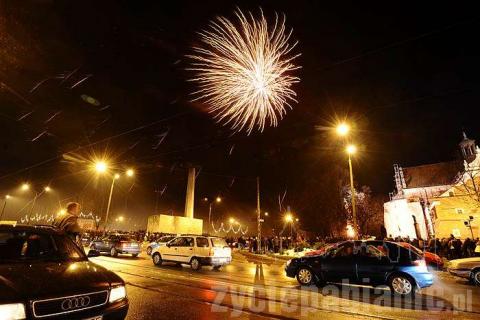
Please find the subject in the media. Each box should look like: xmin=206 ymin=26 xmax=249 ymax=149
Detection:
xmin=211 ymin=238 xmax=228 ymax=247
xmin=158 ymin=236 xmax=174 ymax=242
xmin=0 ymin=230 xmax=86 ymax=263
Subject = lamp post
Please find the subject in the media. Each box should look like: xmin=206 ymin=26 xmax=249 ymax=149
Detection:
xmin=346 ymin=144 xmax=358 ymax=239
xmin=204 ymin=196 xmax=222 ymax=233
xmin=94 ymin=161 xmax=135 ymax=233
xmin=0 ymin=195 xmax=11 ymax=221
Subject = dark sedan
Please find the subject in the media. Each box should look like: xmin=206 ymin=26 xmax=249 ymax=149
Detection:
xmin=90 ymin=234 xmax=141 ymax=257
xmin=0 ymin=224 xmax=128 ymax=319
xmin=285 ymin=240 xmax=433 ymax=296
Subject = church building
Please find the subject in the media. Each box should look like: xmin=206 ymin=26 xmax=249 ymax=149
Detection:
xmin=384 ymin=133 xmax=479 ymax=240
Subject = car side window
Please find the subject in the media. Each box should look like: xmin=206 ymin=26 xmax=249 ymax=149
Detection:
xmin=184 ymin=237 xmax=194 ymax=247
xmin=196 ymin=237 xmax=209 ymax=247
xmin=362 ymin=245 xmax=386 ymax=259
xmin=169 ymin=237 xmax=185 ymax=247
xmin=332 ymin=242 xmax=355 ymax=258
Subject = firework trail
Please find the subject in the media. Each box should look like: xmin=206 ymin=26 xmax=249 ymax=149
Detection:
xmin=188 ymin=8 xmax=301 ymax=134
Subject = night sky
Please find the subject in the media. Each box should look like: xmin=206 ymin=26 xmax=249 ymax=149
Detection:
xmin=1 ymin=1 xmax=479 ymax=231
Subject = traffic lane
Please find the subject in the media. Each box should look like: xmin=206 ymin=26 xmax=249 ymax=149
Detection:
xmin=125 ymin=281 xmax=268 ymax=320
xmin=91 ymin=251 xmax=295 ymax=288
xmin=98 ymin=258 xmax=381 ymax=320
xmin=91 ymin=254 xmax=480 ymax=319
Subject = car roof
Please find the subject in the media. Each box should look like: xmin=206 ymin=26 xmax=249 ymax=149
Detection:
xmin=0 ymin=223 xmax=63 ymax=234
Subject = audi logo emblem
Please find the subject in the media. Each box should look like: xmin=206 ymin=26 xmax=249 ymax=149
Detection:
xmin=61 ymin=296 xmax=91 ymax=311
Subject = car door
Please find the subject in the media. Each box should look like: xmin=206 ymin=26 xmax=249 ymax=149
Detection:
xmin=356 ymin=242 xmax=394 ymax=285
xmin=162 ymin=237 xmax=185 ymax=262
xmin=320 ymin=241 xmax=358 ymax=283
xmin=177 ymin=237 xmax=194 ymax=262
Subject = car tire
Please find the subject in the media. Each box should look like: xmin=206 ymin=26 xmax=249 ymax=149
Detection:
xmin=191 ymin=257 xmax=201 ymax=271
xmin=296 ymin=267 xmax=314 ymax=286
xmin=212 ymin=265 xmax=221 ymax=271
xmin=110 ymin=247 xmax=118 ymax=257
xmin=388 ymin=274 xmax=415 ymax=297
xmin=146 ymin=246 xmax=152 ymax=255
xmin=152 ymin=253 xmax=162 ymax=266
xmin=471 ymin=269 xmax=480 ymax=286
xmin=132 ymin=253 xmax=139 ymax=258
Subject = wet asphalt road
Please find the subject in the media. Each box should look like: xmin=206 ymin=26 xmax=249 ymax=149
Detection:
xmin=89 ymin=250 xmax=480 ymax=319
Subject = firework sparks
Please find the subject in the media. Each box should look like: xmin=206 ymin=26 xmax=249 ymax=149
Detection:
xmin=188 ymin=8 xmax=300 ymax=134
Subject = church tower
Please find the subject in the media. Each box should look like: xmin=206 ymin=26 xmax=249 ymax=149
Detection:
xmin=459 ymin=131 xmax=477 ymax=163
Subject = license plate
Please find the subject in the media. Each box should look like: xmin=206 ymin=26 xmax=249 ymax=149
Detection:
xmin=84 ymin=316 xmax=102 ymax=320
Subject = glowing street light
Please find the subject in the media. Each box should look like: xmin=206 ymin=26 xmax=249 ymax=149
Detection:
xmin=95 ymin=161 xmax=108 ymax=173
xmin=336 ymin=123 xmax=350 ymax=136
xmin=21 ymin=183 xmax=30 ymax=191
xmin=216 ymin=196 xmax=222 ymax=203
xmin=114 ymin=173 xmax=121 ymax=180
xmin=117 ymin=216 xmax=125 ymax=222
xmin=126 ymin=169 xmax=135 ymax=177
xmin=284 ymin=213 xmax=293 ymax=223
xmin=264 ymin=212 xmax=269 ymax=217
xmin=346 ymin=144 xmax=357 ymax=155
xmin=44 ymin=186 xmax=51 ymax=192
xmin=5 ymin=195 xmax=11 ymax=199
xmin=229 ymin=217 xmax=236 ymax=224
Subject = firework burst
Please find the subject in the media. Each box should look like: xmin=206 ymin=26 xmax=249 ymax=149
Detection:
xmin=188 ymin=8 xmax=301 ymax=134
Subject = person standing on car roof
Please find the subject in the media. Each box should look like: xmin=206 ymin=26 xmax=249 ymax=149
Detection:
xmin=53 ymin=202 xmax=83 ymax=246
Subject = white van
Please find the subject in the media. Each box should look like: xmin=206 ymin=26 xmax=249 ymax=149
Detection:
xmin=151 ymin=235 xmax=232 ymax=270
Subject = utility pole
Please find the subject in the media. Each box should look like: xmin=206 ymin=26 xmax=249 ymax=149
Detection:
xmin=257 ymin=177 xmax=261 ymax=253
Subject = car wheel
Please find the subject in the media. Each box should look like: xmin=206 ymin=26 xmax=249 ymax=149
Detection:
xmin=388 ymin=274 xmax=415 ymax=297
xmin=212 ymin=265 xmax=221 ymax=271
xmin=471 ymin=270 xmax=480 ymax=286
xmin=146 ymin=246 xmax=152 ymax=255
xmin=191 ymin=257 xmax=201 ymax=271
xmin=110 ymin=247 xmax=118 ymax=257
xmin=296 ymin=267 xmax=314 ymax=286
xmin=152 ymin=253 xmax=162 ymax=266
xmin=132 ymin=253 xmax=139 ymax=258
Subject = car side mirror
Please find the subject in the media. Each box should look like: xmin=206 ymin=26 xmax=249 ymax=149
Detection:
xmin=87 ymin=249 xmax=100 ymax=257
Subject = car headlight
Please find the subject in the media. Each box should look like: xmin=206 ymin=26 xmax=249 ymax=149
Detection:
xmin=109 ymin=285 xmax=127 ymax=303
xmin=0 ymin=303 xmax=26 ymax=320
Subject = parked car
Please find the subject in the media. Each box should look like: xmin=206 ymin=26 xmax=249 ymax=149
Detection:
xmin=90 ymin=234 xmax=141 ymax=257
xmin=398 ymin=242 xmax=444 ymax=268
xmin=151 ymin=236 xmax=232 ymax=270
xmin=0 ymin=224 xmax=128 ymax=319
xmin=146 ymin=235 xmax=176 ymax=255
xmin=448 ymin=257 xmax=480 ymax=286
xmin=285 ymin=240 xmax=433 ymax=296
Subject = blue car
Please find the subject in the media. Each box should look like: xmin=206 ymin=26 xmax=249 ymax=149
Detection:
xmin=285 ymin=240 xmax=433 ymax=296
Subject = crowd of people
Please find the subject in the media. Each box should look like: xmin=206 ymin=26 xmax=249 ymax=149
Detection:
xmin=224 ymin=234 xmax=480 ymax=259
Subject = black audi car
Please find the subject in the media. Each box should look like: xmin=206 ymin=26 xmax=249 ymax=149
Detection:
xmin=0 ymin=224 xmax=128 ymax=319
xmin=285 ymin=240 xmax=433 ymax=296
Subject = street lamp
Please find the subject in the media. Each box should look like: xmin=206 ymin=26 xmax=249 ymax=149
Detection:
xmin=205 ymin=196 xmax=222 ymax=232
xmin=44 ymin=186 xmax=51 ymax=192
xmin=21 ymin=183 xmax=30 ymax=191
xmin=346 ymin=144 xmax=358 ymax=239
xmin=336 ymin=123 xmax=350 ymax=136
xmin=103 ymin=170 xmax=134 ymax=233
xmin=229 ymin=217 xmax=236 ymax=224
xmin=0 ymin=195 xmax=11 ymax=221
xmin=126 ymin=169 xmax=134 ymax=177
xmin=95 ymin=161 xmax=108 ymax=173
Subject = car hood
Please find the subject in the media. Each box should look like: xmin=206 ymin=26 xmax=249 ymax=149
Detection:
xmin=0 ymin=260 xmax=123 ymax=302
xmin=449 ymin=257 xmax=480 ymax=269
